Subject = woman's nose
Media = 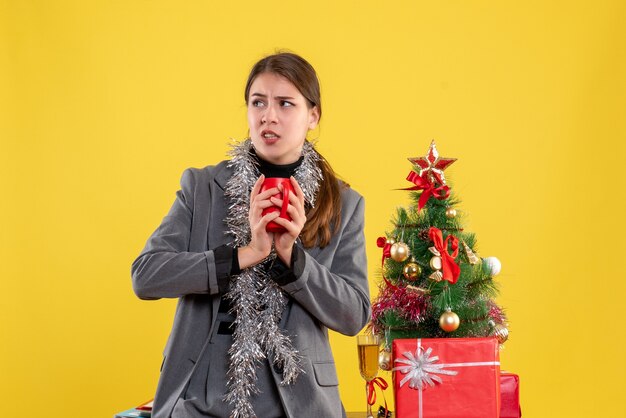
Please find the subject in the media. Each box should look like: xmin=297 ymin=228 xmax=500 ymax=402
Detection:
xmin=261 ymin=104 xmax=278 ymax=124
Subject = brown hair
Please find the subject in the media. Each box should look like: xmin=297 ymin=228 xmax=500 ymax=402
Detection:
xmin=244 ymin=52 xmax=344 ymax=248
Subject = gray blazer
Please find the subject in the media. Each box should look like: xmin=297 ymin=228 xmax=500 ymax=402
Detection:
xmin=131 ymin=161 xmax=370 ymax=418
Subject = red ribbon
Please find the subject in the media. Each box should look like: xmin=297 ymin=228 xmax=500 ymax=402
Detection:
xmin=376 ymin=237 xmax=399 ymax=290
xmin=428 ymin=227 xmax=461 ymax=284
xmin=377 ymin=237 xmax=392 ymax=268
xmin=367 ymin=376 xmax=389 ymax=410
xmin=403 ymin=171 xmax=450 ymax=211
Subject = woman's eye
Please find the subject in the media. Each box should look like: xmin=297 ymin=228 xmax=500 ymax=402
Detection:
xmin=280 ymin=100 xmax=294 ymax=107
xmin=252 ymin=100 xmax=264 ymax=107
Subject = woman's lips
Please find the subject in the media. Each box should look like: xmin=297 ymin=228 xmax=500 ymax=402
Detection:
xmin=261 ymin=131 xmax=280 ymax=144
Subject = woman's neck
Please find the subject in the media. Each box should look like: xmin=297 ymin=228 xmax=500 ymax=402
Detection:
xmin=252 ymin=149 xmax=304 ymax=178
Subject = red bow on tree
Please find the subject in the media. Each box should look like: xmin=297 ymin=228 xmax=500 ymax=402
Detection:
xmin=376 ymin=237 xmax=392 ymax=267
xmin=428 ymin=227 xmax=461 ymax=284
xmin=403 ymin=171 xmax=450 ymax=211
xmin=376 ymin=237 xmax=399 ymax=289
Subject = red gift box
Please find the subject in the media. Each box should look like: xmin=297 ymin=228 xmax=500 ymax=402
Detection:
xmin=392 ymin=337 xmax=501 ymax=418
xmin=500 ymin=372 xmax=521 ymax=417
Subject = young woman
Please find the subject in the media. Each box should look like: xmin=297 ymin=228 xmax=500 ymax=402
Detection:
xmin=131 ymin=52 xmax=370 ymax=418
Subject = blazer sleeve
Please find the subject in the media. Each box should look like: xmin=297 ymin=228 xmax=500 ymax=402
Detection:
xmin=280 ymin=193 xmax=371 ymax=336
xmin=131 ymin=168 xmax=221 ymax=300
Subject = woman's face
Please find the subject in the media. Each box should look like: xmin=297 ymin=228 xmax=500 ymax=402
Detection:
xmin=247 ymin=72 xmax=319 ymax=165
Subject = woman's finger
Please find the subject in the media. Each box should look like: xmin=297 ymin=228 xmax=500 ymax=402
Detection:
xmin=256 ymin=198 xmax=279 ymax=210
xmin=269 ymin=195 xmax=293 ymax=211
xmin=272 ymin=199 xmax=306 ymax=229
xmin=258 ymin=210 xmax=280 ymax=227
xmin=250 ymin=209 xmax=278 ymax=233
xmin=250 ymin=174 xmax=265 ymax=199
xmin=270 ymin=197 xmax=305 ymax=229
xmin=283 ymin=204 xmax=305 ymax=227
xmin=254 ymin=186 xmax=280 ymax=202
xmin=279 ymin=189 xmax=305 ymax=221
xmin=286 ymin=187 xmax=305 ymax=211
xmin=271 ymin=215 xmax=299 ymax=235
xmin=290 ymin=176 xmax=305 ymax=201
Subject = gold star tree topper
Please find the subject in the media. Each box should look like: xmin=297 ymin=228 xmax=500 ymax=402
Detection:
xmin=408 ymin=140 xmax=457 ymax=185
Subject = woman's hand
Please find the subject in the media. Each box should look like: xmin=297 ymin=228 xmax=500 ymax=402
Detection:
xmin=238 ymin=174 xmax=280 ymax=269
xmin=272 ymin=176 xmax=307 ymax=267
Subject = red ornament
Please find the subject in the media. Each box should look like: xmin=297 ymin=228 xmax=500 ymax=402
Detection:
xmin=377 ymin=237 xmax=392 ymax=267
xmin=428 ymin=227 xmax=461 ymax=284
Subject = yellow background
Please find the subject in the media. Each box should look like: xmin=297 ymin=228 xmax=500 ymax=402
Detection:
xmin=1 ymin=1 xmax=625 ymax=416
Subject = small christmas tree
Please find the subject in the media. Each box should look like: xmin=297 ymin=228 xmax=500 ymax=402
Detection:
xmin=370 ymin=141 xmax=509 ymax=361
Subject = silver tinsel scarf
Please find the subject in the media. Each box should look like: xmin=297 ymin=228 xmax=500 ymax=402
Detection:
xmin=223 ymin=138 xmax=323 ymax=418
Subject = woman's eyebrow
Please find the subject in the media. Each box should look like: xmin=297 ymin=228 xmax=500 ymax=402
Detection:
xmin=250 ymin=92 xmax=295 ymax=100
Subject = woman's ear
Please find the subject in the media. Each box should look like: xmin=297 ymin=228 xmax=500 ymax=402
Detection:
xmin=308 ymin=106 xmax=320 ymax=130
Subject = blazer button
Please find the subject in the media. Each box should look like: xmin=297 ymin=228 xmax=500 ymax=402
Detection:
xmin=273 ymin=363 xmax=284 ymax=375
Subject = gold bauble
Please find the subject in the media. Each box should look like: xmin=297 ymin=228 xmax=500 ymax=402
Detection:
xmin=445 ymin=207 xmax=457 ymax=218
xmin=439 ymin=309 xmax=460 ymax=332
xmin=390 ymin=242 xmax=410 ymax=262
xmin=378 ymin=349 xmax=392 ymax=371
xmin=429 ymin=256 xmax=442 ymax=270
xmin=492 ymin=324 xmax=509 ymax=344
xmin=402 ymin=262 xmax=421 ymax=280
xmin=386 ymin=238 xmax=396 ymax=245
